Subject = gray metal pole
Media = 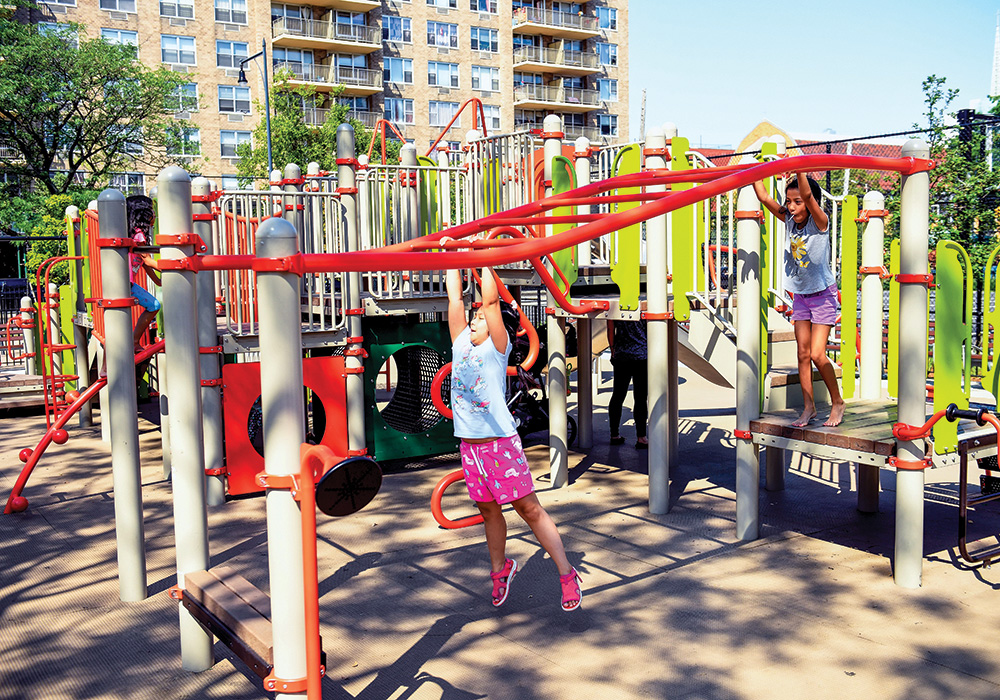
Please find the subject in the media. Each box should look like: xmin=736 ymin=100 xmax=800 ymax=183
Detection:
xmin=256 ymin=217 xmax=308 ymax=699
xmin=338 ymin=124 xmax=367 ymax=458
xmin=437 ymin=144 xmax=452 ymax=227
xmin=894 ymin=140 xmax=931 ymax=588
xmin=19 ymin=295 xmax=35 ymax=375
xmin=192 ymin=177 xmax=225 ymax=506
xmin=736 ymin=185 xmax=762 ymax=540
xmin=401 ymin=144 xmax=419 ymax=242
xmin=357 ymin=154 xmax=372 ymax=251
xmin=97 ymin=189 xmax=148 ymax=602
xmin=282 ymin=163 xmax=304 ymax=235
xmin=159 ymin=167 xmax=213 ymax=668
xmin=543 ymin=114 xmax=568 ymax=487
xmin=644 ymin=127 xmax=671 ymax=513
xmin=67 ymin=206 xmax=93 ymax=427
xmin=573 ymin=138 xmax=593 ymax=450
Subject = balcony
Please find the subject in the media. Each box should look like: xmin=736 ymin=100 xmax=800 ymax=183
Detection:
xmin=275 ymin=61 xmax=382 ymax=96
xmin=513 ymin=84 xmax=599 ymax=112
xmin=303 ymin=108 xmax=380 ymax=129
xmin=563 ymin=125 xmax=601 ymax=142
xmin=512 ymin=46 xmax=600 ymax=76
xmin=0 ymin=141 xmax=20 ymax=159
xmin=272 ymin=17 xmax=380 ymax=53
xmin=305 ymin=0 xmax=378 ymax=10
xmin=511 ymin=7 xmax=600 ymax=40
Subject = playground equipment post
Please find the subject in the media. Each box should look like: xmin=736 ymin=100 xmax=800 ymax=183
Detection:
xmin=574 ymin=136 xmax=594 ymax=450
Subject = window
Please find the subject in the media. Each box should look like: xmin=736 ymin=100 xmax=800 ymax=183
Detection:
xmin=42 ymin=0 xmax=75 ymax=6
xmin=339 ymin=96 xmax=370 ymax=111
xmin=273 ymin=47 xmax=314 ymax=72
xmin=221 ymin=175 xmax=241 ymax=191
xmin=165 ymin=83 xmax=199 ymax=112
xmin=161 ymin=0 xmax=194 ymax=18
xmin=110 ymin=125 xmax=144 ymax=155
xmin=221 ymin=130 xmax=251 ymax=158
xmin=429 ymin=140 xmax=461 ymax=151
xmin=426 ymin=0 xmax=456 ymax=7
xmin=428 ymin=61 xmax=459 ymax=89
xmin=218 ymin=85 xmax=250 ymax=113
xmin=597 ymin=7 xmax=617 ymax=30
xmin=482 ymin=104 xmax=500 ymax=132
xmin=429 ymin=101 xmax=459 ymax=128
xmin=216 ymin=41 xmax=249 ymax=68
xmin=110 ymin=173 xmax=145 ymax=195
xmin=384 ymin=98 xmax=414 ymax=125
xmin=598 ymin=79 xmax=617 ymax=102
xmin=563 ymin=113 xmax=585 ymax=130
xmin=162 ymin=35 xmax=196 ymax=65
xmin=598 ymin=114 xmax=617 ymax=136
xmin=470 ymin=26 xmax=497 ymax=53
xmin=214 ymin=0 xmax=247 ymax=24
xmin=382 ymin=16 xmax=412 ymax=43
xmin=471 ymin=65 xmax=499 ymax=92
xmin=512 ymin=34 xmax=537 ymax=50
xmin=101 ymin=28 xmax=138 ymax=51
xmin=427 ymin=21 xmax=458 ymax=48
xmin=100 ymin=0 xmax=136 ymax=12
xmin=39 ymin=22 xmax=78 ymax=47
xmin=383 ymin=57 xmax=413 ymax=84
xmin=470 ymin=0 xmax=496 ymax=13
xmin=166 ymin=125 xmax=201 ymax=156
xmin=514 ymin=72 xmax=543 ymax=86
xmin=597 ymin=42 xmax=617 ymax=66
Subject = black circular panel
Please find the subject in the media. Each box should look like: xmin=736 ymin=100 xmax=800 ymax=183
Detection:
xmin=316 ymin=456 xmax=383 ymax=517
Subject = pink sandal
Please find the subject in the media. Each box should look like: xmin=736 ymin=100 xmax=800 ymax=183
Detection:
xmin=559 ymin=568 xmax=582 ymax=612
xmin=490 ymin=558 xmax=517 ymax=607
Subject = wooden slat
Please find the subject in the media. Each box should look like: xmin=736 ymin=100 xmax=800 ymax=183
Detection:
xmin=184 ymin=569 xmax=273 ymax=664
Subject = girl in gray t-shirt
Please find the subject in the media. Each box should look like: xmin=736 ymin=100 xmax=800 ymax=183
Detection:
xmin=753 ymin=173 xmax=845 ymax=428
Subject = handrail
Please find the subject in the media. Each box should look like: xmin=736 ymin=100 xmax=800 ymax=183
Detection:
xmin=426 ymin=97 xmax=489 ymax=157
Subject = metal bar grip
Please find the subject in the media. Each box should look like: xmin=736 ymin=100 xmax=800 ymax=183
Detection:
xmin=945 ymin=403 xmax=988 ymax=426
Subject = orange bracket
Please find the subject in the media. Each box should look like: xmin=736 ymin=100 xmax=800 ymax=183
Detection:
xmin=887 ymin=456 xmax=931 ymax=471
xmin=264 ymin=670 xmax=323 ymax=694
xmin=733 ymin=429 xmax=753 ymax=440
xmin=336 ymin=157 xmax=358 ymax=167
xmin=735 ymin=210 xmax=764 ymax=223
xmin=201 ymin=378 xmax=223 ymax=387
xmin=168 ymin=585 xmax=184 ymax=600
xmin=641 ymin=311 xmax=672 ymax=320
xmin=192 ymin=191 xmax=223 ymax=203
xmin=859 ymin=266 xmax=892 ymax=279
xmin=345 ymin=308 xmax=364 ymax=316
xmin=335 ymin=187 xmax=358 ymax=195
xmin=96 ymin=237 xmax=136 ymax=248
xmin=157 ymin=233 xmax=208 ymax=252
xmin=895 ymin=273 xmax=934 ymax=285
xmin=251 ymin=254 xmax=305 ymax=275
xmin=855 ymin=209 xmax=890 ymax=223
xmin=200 ymin=345 xmax=223 ymax=354
xmin=540 ymin=131 xmax=564 ymax=139
xmin=344 ymin=347 xmax=368 ymax=358
xmin=343 ymin=366 xmax=365 ymax=375
xmin=256 ymin=472 xmax=305 ymax=501
xmin=280 ymin=177 xmax=306 ymax=186
xmin=205 ymin=467 xmax=226 ymax=476
xmin=192 ymin=212 xmax=216 ymax=221
xmin=96 ymin=297 xmax=136 ymax=309
xmin=348 ymin=448 xmax=368 ymax=457
xmin=642 ymin=147 xmax=669 ymax=157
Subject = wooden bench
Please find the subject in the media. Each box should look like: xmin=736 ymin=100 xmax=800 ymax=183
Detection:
xmin=180 ymin=566 xmax=324 ymax=680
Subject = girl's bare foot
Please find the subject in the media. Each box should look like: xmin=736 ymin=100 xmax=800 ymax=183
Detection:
xmin=792 ymin=408 xmax=816 ymax=427
xmin=824 ymin=400 xmax=846 ymax=427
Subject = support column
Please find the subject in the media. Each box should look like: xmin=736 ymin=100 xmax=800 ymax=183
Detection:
xmin=97 ymin=189 xmax=147 ymax=602
xmin=19 ymin=295 xmax=35 ymax=375
xmin=338 ymin=125 xmax=367 ymax=458
xmin=159 ymin=167 xmax=212 ymax=669
xmin=193 ymin=177 xmax=225 ymax=506
xmin=257 ymin=216 xmax=308 ymax=700
xmin=574 ymin=137 xmax=593 ymax=450
xmin=858 ymin=190 xmax=886 ymax=513
xmin=894 ymin=140 xmax=931 ymax=588
xmin=543 ymin=115 xmax=568 ymax=487
xmin=644 ymin=128 xmax=671 ymax=514
xmin=736 ymin=186 xmax=762 ymax=540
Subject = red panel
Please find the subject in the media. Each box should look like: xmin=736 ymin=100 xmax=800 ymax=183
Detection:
xmin=222 ymin=355 xmax=349 ymax=496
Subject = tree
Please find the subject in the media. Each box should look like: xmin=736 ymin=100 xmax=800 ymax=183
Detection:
xmin=0 ymin=1 xmax=187 ymax=196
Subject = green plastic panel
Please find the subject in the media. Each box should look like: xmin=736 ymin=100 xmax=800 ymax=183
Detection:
xmin=362 ymin=317 xmax=458 ymax=462
xmin=932 ymin=240 xmax=973 ymax=454
xmin=610 ymin=144 xmax=642 ymax=310
xmin=670 ymin=137 xmax=693 ymax=322
xmin=549 ymin=155 xmax=578 ymax=296
xmin=887 ymin=239 xmax=900 ymax=399
xmin=59 ymin=284 xmax=76 ymax=386
xmin=417 ymin=155 xmax=440 ymax=238
xmin=840 ymin=196 xmax=859 ymax=399
xmin=981 ymin=243 xmax=1000 ymax=400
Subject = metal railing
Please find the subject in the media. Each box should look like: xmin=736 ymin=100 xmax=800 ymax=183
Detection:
xmin=272 ymin=17 xmax=380 ymax=47
xmin=512 ymin=46 xmax=599 ymax=72
xmin=274 ymin=61 xmax=382 ymax=90
xmin=513 ymin=84 xmax=600 ymax=108
xmin=511 ymin=7 xmax=599 ymax=33
xmin=303 ymin=107 xmax=380 ymax=128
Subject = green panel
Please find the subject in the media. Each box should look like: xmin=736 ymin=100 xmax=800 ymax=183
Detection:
xmin=59 ymin=284 xmax=76 ymax=386
xmin=695 ymin=199 xmax=706 ymax=292
xmin=549 ymin=155 xmax=578 ymax=296
xmin=840 ymin=196 xmax=859 ymax=399
xmin=362 ymin=317 xmax=458 ymax=462
xmin=981 ymin=244 xmax=1000 ymax=400
xmin=610 ymin=144 xmax=642 ymax=310
xmin=417 ymin=155 xmax=440 ymax=238
xmin=887 ymin=239 xmax=900 ymax=398
xmin=81 ymin=215 xmax=93 ymax=310
xmin=670 ymin=137 xmax=693 ymax=321
xmin=484 ymin=158 xmax=502 ymax=216
xmin=759 ymin=142 xmax=778 ymax=315
xmin=932 ymin=240 xmax=973 ymax=454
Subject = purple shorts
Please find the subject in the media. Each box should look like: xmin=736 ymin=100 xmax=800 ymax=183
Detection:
xmin=791 ymin=284 xmax=839 ymax=325
xmin=460 ymin=434 xmax=534 ymax=505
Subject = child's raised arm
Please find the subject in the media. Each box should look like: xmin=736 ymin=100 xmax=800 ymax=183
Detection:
xmin=480 ymin=267 xmax=508 ymax=354
xmin=441 ymin=237 xmax=466 ymax=342
xmin=752 ymin=178 xmax=786 ymax=220
xmin=796 ymin=172 xmax=829 ymax=232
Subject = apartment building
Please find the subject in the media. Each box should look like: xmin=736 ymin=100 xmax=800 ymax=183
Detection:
xmin=31 ymin=0 xmax=628 ymax=187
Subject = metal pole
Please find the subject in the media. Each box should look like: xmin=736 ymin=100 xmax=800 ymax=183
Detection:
xmin=894 ymin=140 xmax=930 ymax=588
xmin=19 ymin=295 xmax=35 ymax=376
xmin=256 ymin=216 xmax=308 ymax=699
xmin=736 ymin=185 xmax=762 ymax=540
xmin=192 ymin=177 xmax=225 ymax=506
xmin=67 ymin=206 xmax=93 ymax=427
xmin=338 ymin=124 xmax=367 ymax=459
xmin=543 ymin=114 xmax=568 ymax=487
xmin=644 ymin=127 xmax=670 ymax=513
xmin=282 ymin=163 xmax=304 ymax=234
xmin=262 ymin=38 xmax=273 ymax=175
xmin=97 ymin=188 xmax=148 ymax=601
xmin=159 ymin=167 xmax=212 ymax=668
xmin=574 ymin=137 xmax=593 ymax=449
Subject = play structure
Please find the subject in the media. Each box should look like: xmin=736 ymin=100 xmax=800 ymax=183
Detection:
xmin=9 ymin=109 xmax=1000 ymax=698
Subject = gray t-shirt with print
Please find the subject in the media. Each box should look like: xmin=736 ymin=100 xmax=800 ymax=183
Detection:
xmin=783 ymin=213 xmax=836 ymax=295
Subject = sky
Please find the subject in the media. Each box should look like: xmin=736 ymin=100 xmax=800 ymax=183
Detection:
xmin=627 ymin=0 xmax=999 ymax=147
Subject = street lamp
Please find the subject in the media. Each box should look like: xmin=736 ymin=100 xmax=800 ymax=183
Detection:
xmin=237 ymin=37 xmax=273 ymax=175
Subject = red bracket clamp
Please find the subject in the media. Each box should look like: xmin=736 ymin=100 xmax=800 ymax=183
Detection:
xmin=855 ymin=209 xmax=890 ymax=223
xmin=263 ymin=669 xmax=324 ymax=694
xmin=252 ymin=254 xmax=305 ymax=275
xmin=256 ymin=471 xmax=304 ymax=500
xmin=540 ymin=131 xmax=564 ymax=139
xmin=280 ymin=177 xmax=306 ymax=186
xmin=345 ymin=307 xmax=364 ymax=316
xmin=887 ymin=455 xmax=931 ymax=471
xmin=574 ymin=147 xmax=594 ymax=158
xmin=904 ymin=158 xmax=935 ymax=174
xmin=336 ymin=157 xmax=359 ymax=167
xmin=348 ymin=448 xmax=368 ymax=457
xmin=642 ymin=147 xmax=669 ymax=157
xmin=191 ymin=212 xmax=216 ymax=222
xmin=200 ymin=345 xmax=223 ymax=354
xmin=545 ymin=306 xmax=557 ymax=316
xmin=191 ymin=191 xmax=223 ymax=203
xmin=641 ymin=311 xmax=673 ymax=320
xmin=894 ymin=273 xmax=934 ymax=285
xmin=733 ymin=429 xmax=753 ymax=441
xmin=346 ymin=336 xmax=364 ymax=344
xmin=156 ymin=257 xmax=199 ymax=272
xmin=168 ymin=585 xmax=184 ymax=600
xmin=205 ymin=467 xmax=227 ymax=476
xmin=345 ymin=347 xmax=368 ymax=358
xmin=157 ymin=233 xmax=208 ymax=253
xmin=859 ymin=266 xmax=892 ymax=280
xmin=201 ymin=378 xmax=223 ymax=387
xmin=335 ymin=187 xmax=358 ymax=195
xmin=96 ymin=297 xmax=136 ymax=309
xmin=343 ymin=366 xmax=365 ymax=376
xmin=735 ymin=210 xmax=765 ymax=223
xmin=96 ymin=237 xmax=136 ymax=248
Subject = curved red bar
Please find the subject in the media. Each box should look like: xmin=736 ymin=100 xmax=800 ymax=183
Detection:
xmin=430 ymin=469 xmax=483 ymax=529
xmin=431 ymin=362 xmax=452 ymax=420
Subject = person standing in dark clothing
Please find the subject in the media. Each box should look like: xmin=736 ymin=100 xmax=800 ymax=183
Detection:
xmin=606 ymin=319 xmax=648 ymax=449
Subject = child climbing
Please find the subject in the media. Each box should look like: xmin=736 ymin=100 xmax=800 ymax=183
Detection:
xmin=442 ymin=237 xmax=582 ymax=611
xmin=753 ymin=173 xmax=845 ymax=427
xmin=125 ymin=195 xmax=161 ymax=349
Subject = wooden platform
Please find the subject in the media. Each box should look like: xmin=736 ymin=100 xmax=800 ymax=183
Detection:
xmin=0 ymin=372 xmax=46 ymax=410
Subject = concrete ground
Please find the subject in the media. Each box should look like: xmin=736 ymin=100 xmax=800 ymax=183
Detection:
xmin=3 ymin=364 xmax=1000 ymax=700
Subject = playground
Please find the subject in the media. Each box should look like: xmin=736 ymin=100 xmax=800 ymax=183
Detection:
xmin=4 ymin=109 xmax=1000 ymax=698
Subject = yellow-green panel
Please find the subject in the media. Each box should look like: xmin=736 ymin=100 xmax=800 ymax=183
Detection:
xmin=887 ymin=239 xmax=900 ymax=398
xmin=610 ymin=144 xmax=642 ymax=310
xmin=549 ymin=155 xmax=578 ymax=296
xmin=670 ymin=137 xmax=693 ymax=321
xmin=982 ymin=244 xmax=1000 ymax=399
xmin=932 ymin=240 xmax=972 ymax=454
xmin=840 ymin=196 xmax=859 ymax=399
xmin=417 ymin=155 xmax=440 ymax=237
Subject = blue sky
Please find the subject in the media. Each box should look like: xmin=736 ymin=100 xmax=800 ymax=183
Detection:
xmin=627 ymin=1 xmax=999 ymax=146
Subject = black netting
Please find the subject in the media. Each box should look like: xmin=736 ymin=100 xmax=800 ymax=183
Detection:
xmin=380 ymin=345 xmax=449 ymax=434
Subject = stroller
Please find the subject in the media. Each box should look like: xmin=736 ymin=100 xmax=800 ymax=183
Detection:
xmin=506 ymin=324 xmax=578 ymax=447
